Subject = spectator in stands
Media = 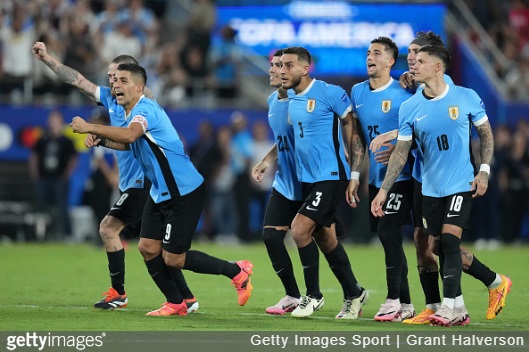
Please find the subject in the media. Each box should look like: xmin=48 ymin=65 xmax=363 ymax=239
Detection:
xmin=28 ymin=110 xmax=78 ymax=240
xmin=509 ymin=0 xmax=529 ymax=50
xmin=506 ymin=56 xmax=529 ymax=101
xmin=117 ymin=0 xmax=158 ymax=48
xmin=101 ymin=20 xmax=142 ymax=67
xmin=0 ymin=5 xmax=35 ymax=104
xmin=230 ymin=111 xmax=254 ymax=242
xmin=210 ymin=25 xmax=241 ymax=100
xmin=500 ymin=125 xmax=529 ymax=243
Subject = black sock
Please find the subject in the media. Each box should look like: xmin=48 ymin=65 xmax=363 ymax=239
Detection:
xmin=263 ymin=228 xmax=300 ymax=298
xmin=298 ymin=240 xmax=321 ymax=299
xmin=464 ymin=255 xmax=496 ymax=287
xmin=418 ymin=269 xmax=441 ymax=304
xmin=378 ymin=220 xmax=405 ymax=299
xmin=183 ymin=250 xmax=240 ymax=278
xmin=170 ymin=268 xmax=193 ymax=299
xmin=399 ymin=254 xmax=411 ymax=304
xmin=324 ymin=242 xmax=361 ymax=298
xmin=107 ymin=249 xmax=125 ymax=295
xmin=145 ymin=254 xmax=182 ymax=303
xmin=440 ymin=234 xmax=462 ymax=299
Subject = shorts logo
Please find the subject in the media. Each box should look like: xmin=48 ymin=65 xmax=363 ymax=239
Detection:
xmin=381 ymin=100 xmax=391 ymax=113
xmin=307 ymin=99 xmax=316 ymax=113
xmin=448 ymin=106 xmax=459 ymax=120
xmin=422 ymin=217 xmax=428 ymax=229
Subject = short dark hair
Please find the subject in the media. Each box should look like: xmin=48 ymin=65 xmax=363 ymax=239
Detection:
xmin=282 ymin=46 xmax=311 ymax=65
xmin=117 ymin=63 xmax=147 ymax=86
xmin=111 ymin=55 xmax=138 ymax=65
xmin=370 ymin=36 xmax=399 ymax=61
xmin=418 ymin=45 xmax=451 ymax=70
xmin=411 ymin=31 xmax=445 ymax=47
xmin=273 ymin=49 xmax=283 ymax=57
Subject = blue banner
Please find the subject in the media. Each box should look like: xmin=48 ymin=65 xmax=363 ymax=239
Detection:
xmin=217 ymin=1 xmax=447 ymax=76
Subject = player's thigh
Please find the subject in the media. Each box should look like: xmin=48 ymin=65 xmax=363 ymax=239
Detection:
xmin=108 ymin=188 xmax=149 ymax=231
xmin=298 ymin=180 xmax=348 ymax=227
xmin=263 ymin=188 xmax=301 ymax=228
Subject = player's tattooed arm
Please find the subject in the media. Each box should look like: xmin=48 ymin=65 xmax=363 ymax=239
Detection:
xmin=380 ymin=139 xmax=412 ymax=192
xmin=350 ymin=116 xmax=366 ymax=172
xmin=51 ymin=63 xmax=97 ymax=99
xmin=475 ymin=120 xmax=494 ymax=167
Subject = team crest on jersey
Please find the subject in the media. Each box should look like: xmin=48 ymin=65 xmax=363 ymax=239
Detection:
xmin=381 ymin=100 xmax=391 ymax=113
xmin=306 ymin=99 xmax=316 ymax=112
xmin=448 ymin=106 xmax=459 ymax=120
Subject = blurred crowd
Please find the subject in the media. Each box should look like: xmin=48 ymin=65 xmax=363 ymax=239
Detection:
xmin=0 ymin=0 xmax=242 ymax=107
xmin=463 ymin=0 xmax=529 ymax=101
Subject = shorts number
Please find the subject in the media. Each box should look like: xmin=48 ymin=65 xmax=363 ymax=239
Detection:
xmin=312 ymin=191 xmax=323 ymax=207
xmin=164 ymin=224 xmax=172 ymax=242
xmin=450 ymin=195 xmax=463 ymax=212
xmin=116 ymin=193 xmax=129 ymax=206
xmin=387 ymin=193 xmax=402 ymax=211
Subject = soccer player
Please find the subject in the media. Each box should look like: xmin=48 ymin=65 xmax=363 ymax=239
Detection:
xmin=252 ymin=50 xmax=367 ymax=319
xmin=31 ymin=42 xmax=199 ymax=313
xmin=351 ymin=36 xmax=415 ymax=322
xmin=278 ymin=46 xmax=368 ymax=318
xmin=371 ymin=32 xmax=511 ymax=324
xmin=71 ymin=63 xmax=253 ymax=316
xmin=371 ymin=45 xmax=495 ymax=326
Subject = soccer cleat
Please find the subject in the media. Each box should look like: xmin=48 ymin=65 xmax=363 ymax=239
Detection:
xmin=231 ymin=260 xmax=254 ymax=306
xmin=146 ymin=301 xmax=187 ymax=316
xmin=374 ymin=300 xmax=401 ymax=322
xmin=486 ymin=274 xmax=512 ymax=320
xmin=93 ymin=287 xmax=128 ymax=310
xmin=185 ymin=297 xmax=199 ymax=313
xmin=266 ymin=295 xmax=300 ymax=315
xmin=403 ymin=308 xmax=435 ymax=325
xmin=393 ymin=303 xmax=416 ymax=322
xmin=336 ymin=289 xmax=369 ymax=320
xmin=429 ymin=305 xmax=470 ymax=327
xmin=291 ymin=295 xmax=324 ymax=318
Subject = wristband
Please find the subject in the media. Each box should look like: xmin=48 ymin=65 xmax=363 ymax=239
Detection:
xmin=479 ymin=164 xmax=490 ymax=175
xmin=350 ymin=171 xmax=360 ymax=180
xmin=96 ymin=135 xmax=107 ymax=147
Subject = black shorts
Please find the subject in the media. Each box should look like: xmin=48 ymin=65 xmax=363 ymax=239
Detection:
xmin=108 ymin=188 xmax=149 ymax=237
xmin=140 ymin=183 xmax=205 ymax=254
xmin=263 ymin=188 xmax=303 ymax=227
xmin=298 ymin=180 xmax=348 ymax=227
xmin=368 ymin=181 xmax=413 ymax=232
xmin=412 ymin=179 xmax=423 ymax=229
xmin=422 ymin=191 xmax=473 ymax=237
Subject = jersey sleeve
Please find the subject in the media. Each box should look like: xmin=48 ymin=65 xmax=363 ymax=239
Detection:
xmin=397 ymin=101 xmax=413 ymax=141
xmin=129 ymin=110 xmax=150 ymax=133
xmin=97 ymin=86 xmax=112 ymax=108
xmin=328 ymin=84 xmax=352 ymax=119
xmin=467 ymin=89 xmax=488 ymax=126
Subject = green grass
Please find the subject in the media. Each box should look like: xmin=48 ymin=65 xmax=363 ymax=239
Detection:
xmin=0 ymin=241 xmax=527 ymax=331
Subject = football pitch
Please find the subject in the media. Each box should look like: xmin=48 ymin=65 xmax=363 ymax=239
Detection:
xmin=0 ymin=241 xmax=527 ymax=332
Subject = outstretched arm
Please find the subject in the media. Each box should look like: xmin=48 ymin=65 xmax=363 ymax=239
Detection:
xmin=471 ymin=120 xmax=494 ymax=198
xmin=32 ymin=41 xmax=98 ymax=100
xmin=71 ymin=116 xmax=144 ymax=150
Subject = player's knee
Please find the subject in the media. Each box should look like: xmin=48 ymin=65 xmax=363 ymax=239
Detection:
xmin=440 ymin=233 xmax=460 ymax=255
xmin=163 ymin=251 xmax=185 ymax=269
xmin=99 ymin=217 xmax=120 ymax=242
xmin=262 ymin=227 xmax=287 ymax=246
xmin=138 ymin=240 xmax=160 ymax=260
xmin=377 ymin=220 xmax=400 ymax=245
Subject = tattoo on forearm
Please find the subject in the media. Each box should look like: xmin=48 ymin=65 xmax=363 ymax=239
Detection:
xmin=475 ymin=121 xmax=494 ymax=166
xmin=380 ymin=140 xmax=411 ymax=191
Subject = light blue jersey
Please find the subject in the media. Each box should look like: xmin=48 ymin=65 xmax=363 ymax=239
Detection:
xmin=97 ymin=86 xmax=147 ymax=191
xmin=287 ymin=79 xmax=352 ymax=183
xmin=412 ymin=74 xmax=455 ymax=182
xmin=398 ymin=84 xmax=487 ymax=197
xmin=268 ymin=91 xmax=302 ymax=201
xmin=127 ymin=96 xmax=204 ymax=203
xmin=351 ymin=78 xmax=412 ymax=188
